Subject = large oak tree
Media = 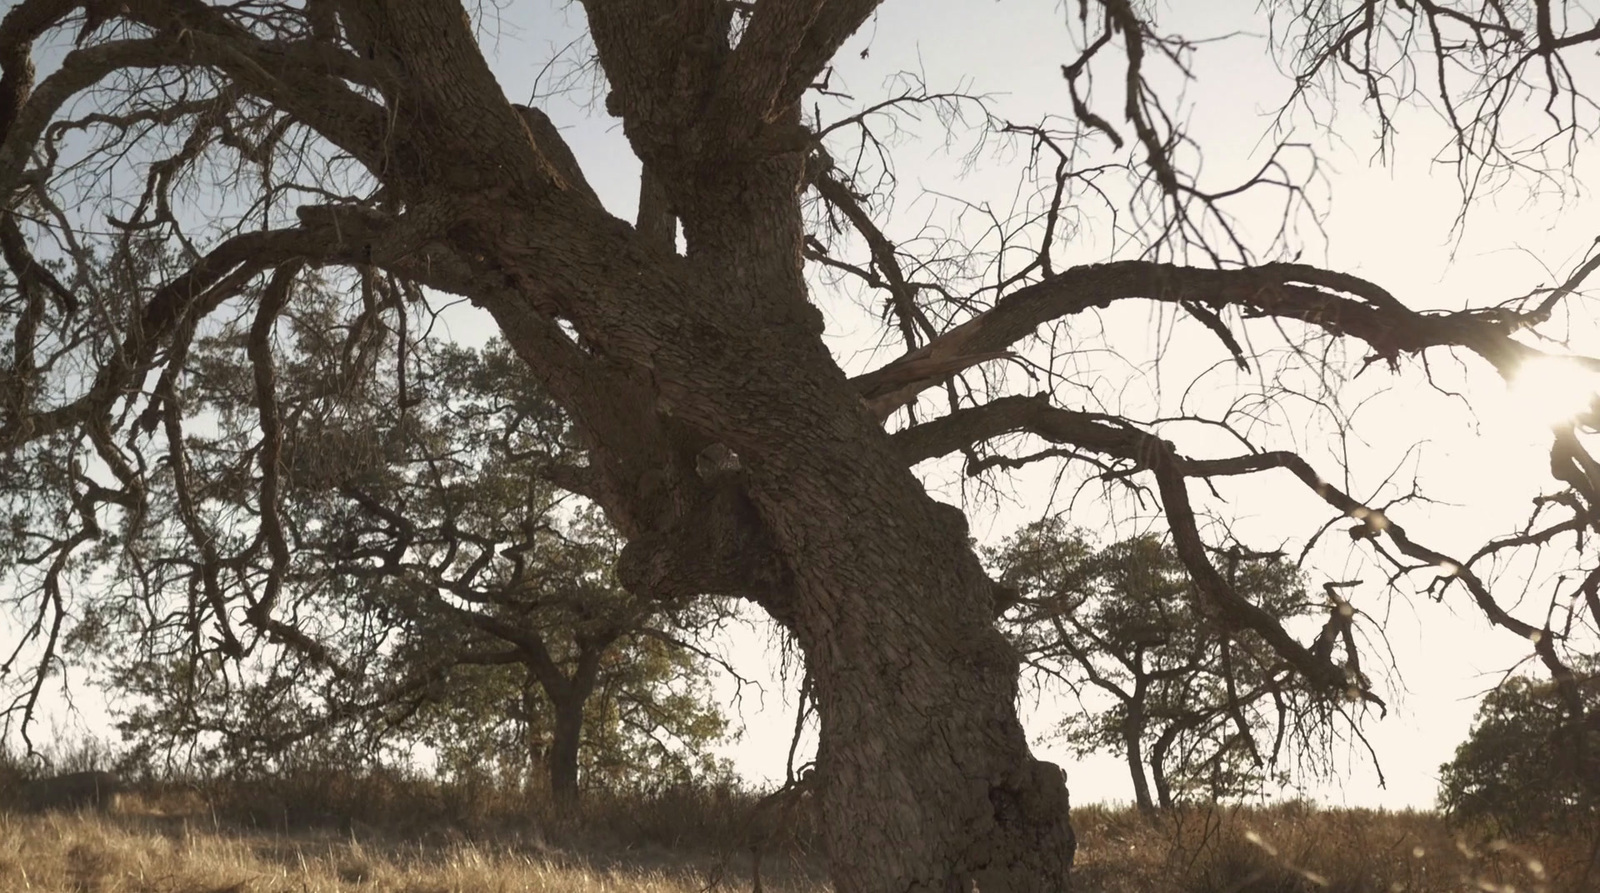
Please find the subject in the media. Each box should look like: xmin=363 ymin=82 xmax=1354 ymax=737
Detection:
xmin=5 ymin=2 xmax=1600 ymax=889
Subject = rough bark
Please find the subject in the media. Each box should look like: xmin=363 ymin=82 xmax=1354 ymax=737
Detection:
xmin=417 ymin=2 xmax=1078 ymax=883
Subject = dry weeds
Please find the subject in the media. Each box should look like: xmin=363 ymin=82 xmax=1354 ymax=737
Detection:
xmin=1071 ymin=801 xmax=1596 ymax=893
xmin=0 ymin=787 xmax=1592 ymax=892
xmin=0 ymin=806 xmax=820 ymax=893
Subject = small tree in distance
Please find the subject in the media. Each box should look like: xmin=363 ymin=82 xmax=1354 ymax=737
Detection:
xmin=992 ymin=520 xmax=1360 ymax=813
xmin=1439 ymin=661 xmax=1600 ymax=836
xmin=77 ymin=269 xmax=735 ymax=801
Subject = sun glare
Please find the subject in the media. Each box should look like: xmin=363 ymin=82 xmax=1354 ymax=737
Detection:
xmin=1506 ymin=355 xmax=1600 ymax=429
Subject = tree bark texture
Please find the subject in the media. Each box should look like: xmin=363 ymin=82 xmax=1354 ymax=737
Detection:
xmin=443 ymin=5 xmax=1073 ymax=883
xmin=1152 ymin=729 xmax=1177 ymax=810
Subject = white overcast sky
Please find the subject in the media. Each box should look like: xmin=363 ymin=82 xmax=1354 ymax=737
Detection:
xmin=16 ymin=0 xmax=1600 ymax=810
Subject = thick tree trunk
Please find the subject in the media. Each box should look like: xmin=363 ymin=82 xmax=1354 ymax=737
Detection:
xmin=563 ymin=187 xmax=1078 ymax=889
xmin=757 ymin=388 xmax=1077 ymax=889
xmin=808 ymin=619 xmax=1077 ymax=892
xmin=476 ymin=181 xmax=1079 ymax=891
xmin=331 ymin=9 xmax=1080 ymax=885
xmin=521 ymin=680 xmax=550 ymax=790
xmin=677 ymin=143 xmax=1071 ymax=893
xmin=1152 ymin=756 xmax=1174 ymax=811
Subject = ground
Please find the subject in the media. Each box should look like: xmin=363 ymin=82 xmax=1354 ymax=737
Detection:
xmin=0 ymin=783 xmax=1591 ymax=892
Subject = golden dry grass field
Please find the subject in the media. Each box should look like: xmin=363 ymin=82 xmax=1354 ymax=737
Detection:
xmin=0 ymin=779 xmax=1594 ymax=893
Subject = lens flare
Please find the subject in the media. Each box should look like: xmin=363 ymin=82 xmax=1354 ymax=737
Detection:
xmin=1507 ymin=355 xmax=1600 ymax=428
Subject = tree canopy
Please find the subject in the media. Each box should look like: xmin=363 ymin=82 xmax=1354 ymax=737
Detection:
xmin=992 ymin=522 xmax=1354 ymax=812
xmin=5 ymin=2 xmax=1600 ymax=890
xmin=98 ymin=329 xmax=734 ymax=799
xmin=1439 ymin=660 xmax=1600 ymax=836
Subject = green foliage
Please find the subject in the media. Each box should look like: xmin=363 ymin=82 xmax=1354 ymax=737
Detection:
xmin=72 ymin=269 xmax=734 ymax=794
xmin=1438 ymin=662 xmax=1600 ymax=835
xmin=991 ymin=518 xmax=1353 ymax=807
xmin=416 ymin=633 xmax=733 ymax=794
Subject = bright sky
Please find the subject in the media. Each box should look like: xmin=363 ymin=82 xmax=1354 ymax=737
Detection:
xmin=14 ymin=0 xmax=1600 ymax=811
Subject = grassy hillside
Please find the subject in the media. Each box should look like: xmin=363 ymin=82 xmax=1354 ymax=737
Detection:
xmin=0 ymin=775 xmax=1594 ymax=893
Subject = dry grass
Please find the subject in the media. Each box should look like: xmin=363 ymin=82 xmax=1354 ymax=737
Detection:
xmin=0 ymin=783 xmax=1593 ymax=892
xmin=0 ymin=805 xmax=822 ymax=893
xmin=1071 ymin=801 xmax=1598 ymax=893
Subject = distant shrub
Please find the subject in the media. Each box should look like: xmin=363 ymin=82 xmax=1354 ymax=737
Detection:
xmin=15 ymin=770 xmax=124 ymax=813
xmin=1438 ymin=667 xmax=1600 ymax=836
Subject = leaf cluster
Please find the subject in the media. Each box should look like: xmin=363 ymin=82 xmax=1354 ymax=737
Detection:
xmin=992 ymin=518 xmax=1364 ymax=805
xmin=1439 ymin=658 xmax=1600 ymax=836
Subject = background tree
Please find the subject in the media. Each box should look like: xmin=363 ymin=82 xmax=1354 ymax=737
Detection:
xmin=1439 ymin=660 xmax=1600 ymax=836
xmin=6 ymin=2 xmax=1600 ymax=889
xmin=993 ymin=521 xmax=1360 ymax=813
xmin=66 ymin=263 xmax=736 ymax=801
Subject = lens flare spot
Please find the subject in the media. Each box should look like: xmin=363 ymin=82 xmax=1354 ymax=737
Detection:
xmin=1508 ymin=356 xmax=1600 ymax=428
